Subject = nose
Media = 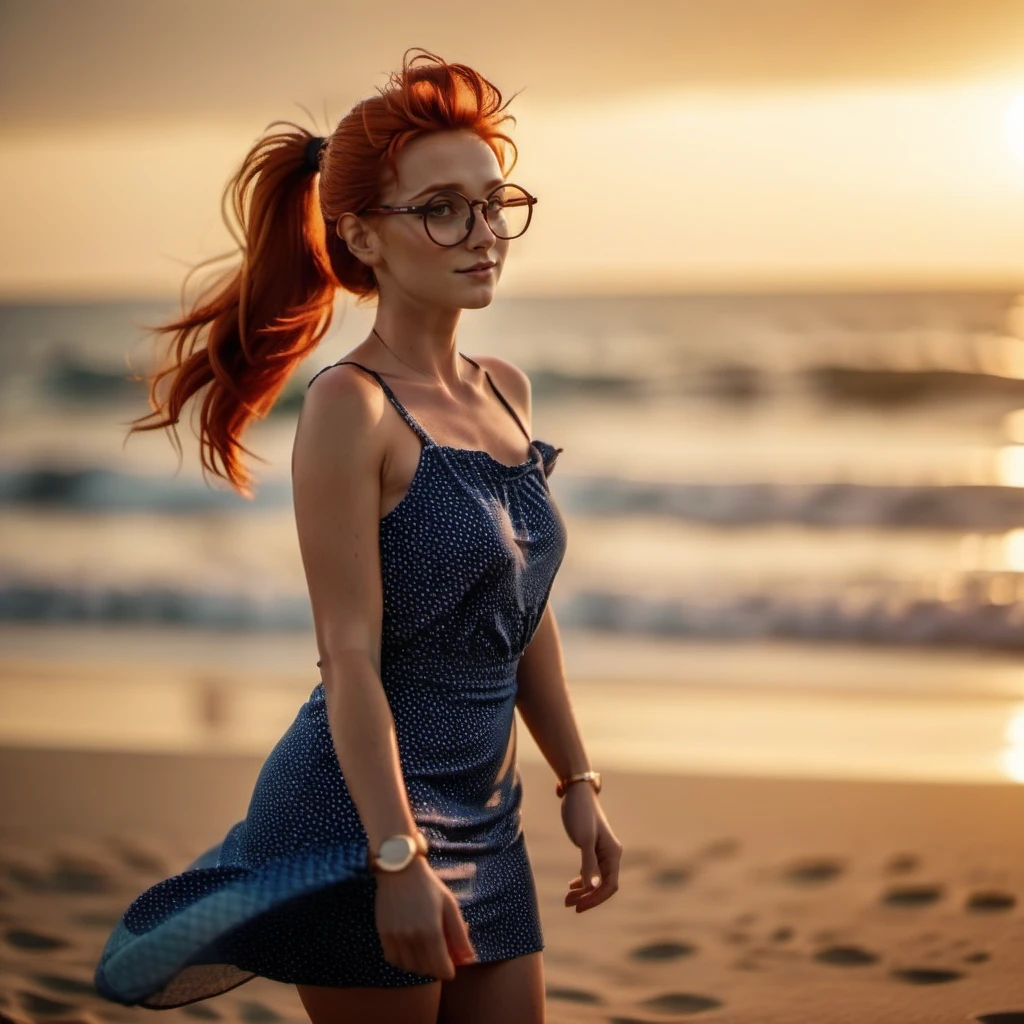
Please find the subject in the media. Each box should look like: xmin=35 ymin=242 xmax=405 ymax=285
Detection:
xmin=465 ymin=199 xmax=498 ymax=247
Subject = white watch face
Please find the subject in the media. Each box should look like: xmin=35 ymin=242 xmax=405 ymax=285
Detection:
xmin=378 ymin=835 xmax=414 ymax=869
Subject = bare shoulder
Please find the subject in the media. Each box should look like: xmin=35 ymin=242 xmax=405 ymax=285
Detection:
xmin=293 ymin=361 xmax=387 ymax=476
xmin=470 ymin=353 xmax=532 ymax=427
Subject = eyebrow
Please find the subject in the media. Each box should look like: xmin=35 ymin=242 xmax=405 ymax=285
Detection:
xmin=406 ymin=178 xmax=506 ymax=200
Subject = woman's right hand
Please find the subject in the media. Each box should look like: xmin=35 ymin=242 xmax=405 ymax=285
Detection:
xmin=374 ymin=857 xmax=477 ymax=980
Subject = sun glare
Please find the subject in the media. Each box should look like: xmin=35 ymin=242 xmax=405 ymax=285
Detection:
xmin=1003 ymin=91 xmax=1024 ymax=168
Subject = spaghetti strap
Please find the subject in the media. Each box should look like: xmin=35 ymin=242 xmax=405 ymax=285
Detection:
xmin=307 ymin=359 xmax=434 ymax=446
xmin=461 ymin=353 xmax=532 ymax=444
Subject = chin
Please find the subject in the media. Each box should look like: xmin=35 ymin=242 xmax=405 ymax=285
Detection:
xmin=450 ymin=274 xmax=500 ymax=310
xmin=460 ymin=288 xmax=497 ymax=310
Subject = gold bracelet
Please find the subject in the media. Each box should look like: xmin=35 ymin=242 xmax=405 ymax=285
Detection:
xmin=555 ymin=769 xmax=602 ymax=798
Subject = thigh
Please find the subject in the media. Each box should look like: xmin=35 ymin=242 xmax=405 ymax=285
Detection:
xmin=437 ymin=951 xmax=545 ymax=1024
xmin=296 ymin=980 xmax=442 ymax=1024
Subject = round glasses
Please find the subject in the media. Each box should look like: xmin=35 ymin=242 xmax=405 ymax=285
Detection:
xmin=359 ymin=183 xmax=538 ymax=247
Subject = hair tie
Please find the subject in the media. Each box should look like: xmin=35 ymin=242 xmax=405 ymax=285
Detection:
xmin=304 ymin=135 xmax=327 ymax=173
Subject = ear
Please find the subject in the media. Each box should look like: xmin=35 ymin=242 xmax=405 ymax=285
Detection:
xmin=336 ymin=212 xmax=381 ymax=269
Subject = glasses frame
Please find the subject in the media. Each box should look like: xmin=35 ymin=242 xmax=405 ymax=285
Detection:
xmin=358 ymin=183 xmax=539 ymax=247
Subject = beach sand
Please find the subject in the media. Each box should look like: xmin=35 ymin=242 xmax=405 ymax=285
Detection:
xmin=2 ymin=746 xmax=1024 ymax=1023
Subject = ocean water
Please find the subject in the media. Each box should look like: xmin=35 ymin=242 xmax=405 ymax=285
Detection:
xmin=4 ymin=288 xmax=1024 ymax=656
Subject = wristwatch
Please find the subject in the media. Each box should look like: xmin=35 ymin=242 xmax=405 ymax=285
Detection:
xmin=367 ymin=829 xmax=430 ymax=873
xmin=555 ymin=769 xmax=602 ymax=798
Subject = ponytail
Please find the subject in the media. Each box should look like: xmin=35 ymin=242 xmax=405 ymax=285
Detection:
xmin=126 ymin=47 xmax=518 ymax=499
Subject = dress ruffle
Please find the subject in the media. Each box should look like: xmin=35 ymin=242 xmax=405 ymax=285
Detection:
xmin=94 ymin=830 xmax=371 ymax=1008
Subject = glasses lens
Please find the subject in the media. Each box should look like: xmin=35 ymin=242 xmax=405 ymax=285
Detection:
xmin=421 ymin=187 xmax=534 ymax=244
xmin=486 ymin=185 xmax=532 ymax=239
xmin=423 ymin=192 xmax=474 ymax=246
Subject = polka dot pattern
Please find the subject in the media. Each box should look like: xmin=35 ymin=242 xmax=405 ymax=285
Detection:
xmin=92 ymin=356 xmax=568 ymax=1007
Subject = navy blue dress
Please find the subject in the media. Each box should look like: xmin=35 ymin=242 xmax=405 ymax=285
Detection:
xmin=93 ymin=354 xmax=568 ymax=1007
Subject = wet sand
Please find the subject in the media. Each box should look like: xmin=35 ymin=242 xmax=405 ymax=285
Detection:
xmin=2 ymin=746 xmax=1024 ymax=1023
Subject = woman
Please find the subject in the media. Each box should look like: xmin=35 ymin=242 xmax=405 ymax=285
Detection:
xmin=94 ymin=48 xmax=622 ymax=1024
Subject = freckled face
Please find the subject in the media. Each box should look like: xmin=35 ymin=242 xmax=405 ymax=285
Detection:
xmin=368 ymin=130 xmax=510 ymax=311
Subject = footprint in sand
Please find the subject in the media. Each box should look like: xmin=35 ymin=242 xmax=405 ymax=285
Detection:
xmin=17 ymin=991 xmax=77 ymax=1016
xmin=884 ymin=852 xmax=921 ymax=874
xmin=733 ymin=958 xmax=761 ymax=971
xmin=4 ymin=928 xmax=69 ymax=951
xmin=29 ymin=973 xmax=97 ymax=997
xmin=965 ymin=951 xmax=992 ymax=963
xmin=814 ymin=944 xmax=880 ymax=966
xmin=546 ymin=985 xmax=604 ymax=1005
xmin=182 ymin=1005 xmax=223 ymax=1019
xmin=780 ymin=857 xmax=844 ymax=885
xmin=47 ymin=867 xmax=112 ymax=894
xmin=891 ymin=966 xmax=962 ymax=984
xmin=29 ymin=970 xmax=96 ymax=995
xmin=696 ymin=838 xmax=741 ymax=861
xmin=238 ymin=1001 xmax=284 ymax=1024
xmin=102 ymin=839 xmax=170 ymax=875
xmin=2 ymin=862 xmax=45 ymax=890
xmin=649 ymin=864 xmax=694 ymax=888
xmin=3 ymin=858 xmax=110 ymax=895
xmin=881 ymin=883 xmax=944 ymax=907
xmin=630 ymin=940 xmax=697 ymax=961
xmin=966 ymin=890 xmax=1016 ymax=913
xmin=641 ymin=992 xmax=724 ymax=1014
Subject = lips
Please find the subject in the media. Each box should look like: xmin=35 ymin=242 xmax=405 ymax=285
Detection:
xmin=457 ymin=261 xmax=496 ymax=273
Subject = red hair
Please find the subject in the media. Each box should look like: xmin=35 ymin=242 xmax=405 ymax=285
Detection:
xmin=127 ymin=47 xmax=520 ymax=498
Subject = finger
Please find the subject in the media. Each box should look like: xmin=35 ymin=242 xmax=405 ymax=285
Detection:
xmin=574 ymin=872 xmax=620 ymax=912
xmin=565 ymin=874 xmax=595 ymax=895
xmin=565 ymin=883 xmax=602 ymax=906
xmin=573 ymin=874 xmax=616 ymax=910
xmin=385 ymin=933 xmax=420 ymax=976
xmin=442 ymin=895 xmax=477 ymax=966
xmin=568 ymin=866 xmax=601 ymax=890
xmin=426 ymin=937 xmax=457 ymax=981
xmin=565 ymin=868 xmax=602 ymax=906
xmin=411 ymin=931 xmax=454 ymax=980
xmin=574 ymin=834 xmax=623 ymax=907
xmin=581 ymin=852 xmax=602 ymax=892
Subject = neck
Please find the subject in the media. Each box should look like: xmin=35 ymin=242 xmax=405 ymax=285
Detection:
xmin=371 ymin=299 xmax=466 ymax=384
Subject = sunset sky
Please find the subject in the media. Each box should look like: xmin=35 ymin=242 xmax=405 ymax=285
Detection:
xmin=5 ymin=0 xmax=1024 ymax=299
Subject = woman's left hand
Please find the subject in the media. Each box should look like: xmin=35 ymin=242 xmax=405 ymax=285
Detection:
xmin=560 ymin=782 xmax=623 ymax=912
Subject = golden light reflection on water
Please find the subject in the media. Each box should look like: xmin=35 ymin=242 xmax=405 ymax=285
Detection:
xmin=996 ymin=528 xmax=1024 ymax=571
xmin=974 ymin=334 xmax=1024 ymax=378
xmin=1000 ymin=707 xmax=1024 ymax=783
xmin=995 ymin=445 xmax=1024 ymax=487
xmin=954 ymin=530 xmax=1024 ymax=576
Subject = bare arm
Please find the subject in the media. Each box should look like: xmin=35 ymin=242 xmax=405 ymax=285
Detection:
xmin=291 ymin=365 xmax=418 ymax=854
xmin=515 ymin=602 xmax=594 ymax=782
